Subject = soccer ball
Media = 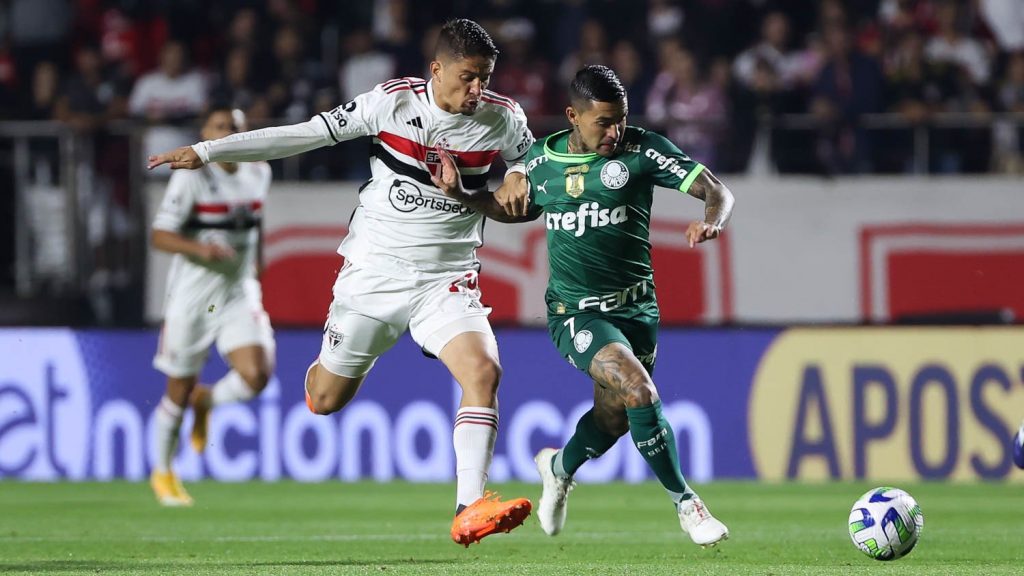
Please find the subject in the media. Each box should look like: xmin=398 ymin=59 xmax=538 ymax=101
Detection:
xmin=848 ymin=486 xmax=924 ymax=561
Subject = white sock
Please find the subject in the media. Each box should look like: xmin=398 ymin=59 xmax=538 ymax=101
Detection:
xmin=155 ymin=396 xmax=184 ymax=473
xmin=453 ymin=406 xmax=498 ymax=510
xmin=211 ymin=370 xmax=257 ymax=407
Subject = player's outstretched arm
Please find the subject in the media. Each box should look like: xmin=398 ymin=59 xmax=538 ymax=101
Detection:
xmin=683 ymin=168 xmax=734 ymax=247
xmin=148 ymin=146 xmax=203 ymax=170
xmin=430 ymin=148 xmax=536 ymax=223
xmin=148 ymin=118 xmax=336 ymax=171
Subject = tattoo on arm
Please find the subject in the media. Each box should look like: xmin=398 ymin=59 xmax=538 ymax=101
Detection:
xmin=687 ymin=169 xmax=734 ymax=229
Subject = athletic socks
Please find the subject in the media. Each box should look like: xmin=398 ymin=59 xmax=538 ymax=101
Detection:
xmin=626 ymin=401 xmax=695 ymax=504
xmin=453 ymin=407 xmax=498 ymax=511
xmin=154 ymin=396 xmax=184 ymax=473
xmin=210 ymin=370 xmax=257 ymax=407
xmin=553 ymin=408 xmax=620 ymax=478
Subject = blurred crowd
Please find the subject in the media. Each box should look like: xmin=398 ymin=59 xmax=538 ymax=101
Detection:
xmin=2 ymin=0 xmax=1024 ymax=175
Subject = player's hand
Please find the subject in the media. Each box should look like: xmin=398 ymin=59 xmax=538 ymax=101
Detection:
xmin=495 ymin=173 xmax=529 ymax=217
xmin=196 ymin=243 xmax=236 ymax=262
xmin=429 ymin=148 xmax=466 ymax=199
xmin=685 ymin=221 xmax=721 ymax=247
xmin=148 ymin=146 xmax=204 ymax=170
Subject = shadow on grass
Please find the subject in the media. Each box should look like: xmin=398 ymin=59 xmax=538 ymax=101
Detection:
xmin=1 ymin=560 xmax=179 ymax=573
xmin=250 ymin=559 xmax=460 ymax=567
xmin=2 ymin=558 xmax=463 ymax=572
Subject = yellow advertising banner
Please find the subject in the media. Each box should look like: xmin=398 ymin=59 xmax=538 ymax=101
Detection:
xmin=750 ymin=328 xmax=1024 ymax=482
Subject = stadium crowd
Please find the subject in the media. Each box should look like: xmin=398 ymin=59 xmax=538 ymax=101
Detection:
xmin=2 ymin=0 xmax=1023 ymax=175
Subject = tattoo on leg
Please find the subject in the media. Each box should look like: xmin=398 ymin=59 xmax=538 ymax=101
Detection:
xmin=590 ymin=344 xmax=654 ymax=407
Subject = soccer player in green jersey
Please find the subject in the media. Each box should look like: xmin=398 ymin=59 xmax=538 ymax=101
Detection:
xmin=430 ymin=64 xmax=734 ymax=547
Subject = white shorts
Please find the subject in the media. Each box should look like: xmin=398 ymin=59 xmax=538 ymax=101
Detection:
xmin=153 ymin=278 xmax=276 ymax=378
xmin=318 ymin=262 xmax=493 ymax=378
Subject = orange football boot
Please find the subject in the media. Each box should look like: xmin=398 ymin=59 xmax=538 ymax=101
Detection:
xmin=450 ymin=492 xmax=532 ymax=547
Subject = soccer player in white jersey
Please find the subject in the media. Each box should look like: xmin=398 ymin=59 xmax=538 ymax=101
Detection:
xmin=149 ymin=107 xmax=275 ymax=506
xmin=148 ymin=20 xmax=534 ymax=545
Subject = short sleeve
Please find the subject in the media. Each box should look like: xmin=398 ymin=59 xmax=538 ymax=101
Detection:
xmin=500 ymin=101 xmax=534 ymax=167
xmin=525 ymin=183 xmax=544 ymax=220
xmin=316 ymin=84 xmax=389 ymax=143
xmin=640 ymin=131 xmax=705 ymax=194
xmin=152 ymin=171 xmax=201 ymax=232
xmin=523 ymin=145 xmax=545 ymax=220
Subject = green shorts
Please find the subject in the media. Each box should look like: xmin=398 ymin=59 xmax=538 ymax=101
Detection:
xmin=547 ymin=309 xmax=659 ymax=378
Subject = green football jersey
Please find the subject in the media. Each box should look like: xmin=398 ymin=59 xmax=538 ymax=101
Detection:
xmin=524 ymin=126 xmax=705 ymax=317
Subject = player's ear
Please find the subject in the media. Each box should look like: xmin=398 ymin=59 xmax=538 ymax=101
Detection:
xmin=565 ymin=106 xmax=578 ymax=127
xmin=430 ymin=60 xmax=442 ymax=83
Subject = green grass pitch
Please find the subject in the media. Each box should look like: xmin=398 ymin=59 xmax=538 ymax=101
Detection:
xmin=1 ymin=481 xmax=1021 ymax=575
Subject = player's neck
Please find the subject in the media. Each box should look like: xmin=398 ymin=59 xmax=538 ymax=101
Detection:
xmin=430 ymin=82 xmax=460 ymax=115
xmin=567 ymin=129 xmax=589 ymax=155
xmin=217 ymin=161 xmax=239 ymax=174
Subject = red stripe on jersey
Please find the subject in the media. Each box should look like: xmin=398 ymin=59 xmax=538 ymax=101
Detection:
xmin=481 ymin=96 xmax=515 ymax=112
xmin=385 ymin=86 xmax=412 ymax=94
xmin=483 ymin=90 xmax=514 ymax=105
xmin=378 ymin=131 xmax=432 ymax=162
xmin=456 ymin=148 xmax=500 ymax=167
xmin=377 ymin=131 xmax=500 ymax=169
xmin=194 ymin=201 xmax=263 ymax=214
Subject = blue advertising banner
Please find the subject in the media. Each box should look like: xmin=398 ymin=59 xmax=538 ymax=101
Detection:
xmin=2 ymin=328 xmax=1022 ymax=482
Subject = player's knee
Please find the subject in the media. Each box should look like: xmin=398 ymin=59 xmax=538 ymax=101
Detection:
xmin=621 ymin=378 xmax=659 ymax=408
xmin=463 ymin=358 xmax=502 ymax=400
xmin=238 ymin=365 xmax=271 ymax=393
xmin=307 ymin=389 xmax=343 ymax=415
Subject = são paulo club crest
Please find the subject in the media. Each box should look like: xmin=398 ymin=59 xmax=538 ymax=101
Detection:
xmin=600 ymin=160 xmax=629 ymax=189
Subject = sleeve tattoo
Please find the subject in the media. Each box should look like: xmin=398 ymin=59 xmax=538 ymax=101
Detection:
xmin=686 ymin=169 xmax=734 ymax=229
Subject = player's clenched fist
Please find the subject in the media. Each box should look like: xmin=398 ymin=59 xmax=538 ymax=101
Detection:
xmin=495 ymin=173 xmax=528 ymax=217
xmin=685 ymin=221 xmax=721 ymax=247
xmin=148 ymin=146 xmax=204 ymax=170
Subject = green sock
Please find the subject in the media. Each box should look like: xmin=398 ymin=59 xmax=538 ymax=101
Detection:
xmin=553 ymin=409 xmax=620 ymax=478
xmin=626 ymin=401 xmax=694 ymax=505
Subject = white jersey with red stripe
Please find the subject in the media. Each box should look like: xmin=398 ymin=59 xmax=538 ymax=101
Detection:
xmin=320 ymin=77 xmax=533 ymax=279
xmin=153 ymin=161 xmax=271 ymax=303
xmin=191 ymin=77 xmax=533 ymax=280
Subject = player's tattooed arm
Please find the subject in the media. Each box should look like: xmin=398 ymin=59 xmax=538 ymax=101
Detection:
xmin=430 ymin=148 xmax=536 ymax=223
xmin=683 ymin=168 xmax=735 ymax=247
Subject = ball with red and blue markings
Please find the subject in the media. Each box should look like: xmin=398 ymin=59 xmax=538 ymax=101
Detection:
xmin=848 ymin=487 xmax=924 ymax=561
xmin=1013 ymin=421 xmax=1024 ymax=470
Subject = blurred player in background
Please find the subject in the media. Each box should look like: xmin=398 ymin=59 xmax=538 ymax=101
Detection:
xmin=433 ymin=65 xmax=734 ymax=547
xmin=150 ymin=106 xmax=275 ymax=506
xmin=147 ymin=19 xmax=534 ymax=545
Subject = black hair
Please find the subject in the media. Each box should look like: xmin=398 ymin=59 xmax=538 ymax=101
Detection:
xmin=434 ymin=19 xmax=499 ymax=60
xmin=569 ymin=65 xmax=627 ymax=106
xmin=201 ymin=104 xmax=235 ymax=127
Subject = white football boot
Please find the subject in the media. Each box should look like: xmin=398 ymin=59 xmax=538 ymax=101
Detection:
xmin=678 ymin=497 xmax=729 ymax=547
xmin=534 ymin=448 xmax=575 ymax=536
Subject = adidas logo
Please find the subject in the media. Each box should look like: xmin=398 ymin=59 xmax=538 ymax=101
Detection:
xmin=406 ymin=116 xmax=423 ymax=129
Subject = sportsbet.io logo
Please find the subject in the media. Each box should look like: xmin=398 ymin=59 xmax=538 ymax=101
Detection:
xmin=388 ymin=179 xmax=472 ymax=215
